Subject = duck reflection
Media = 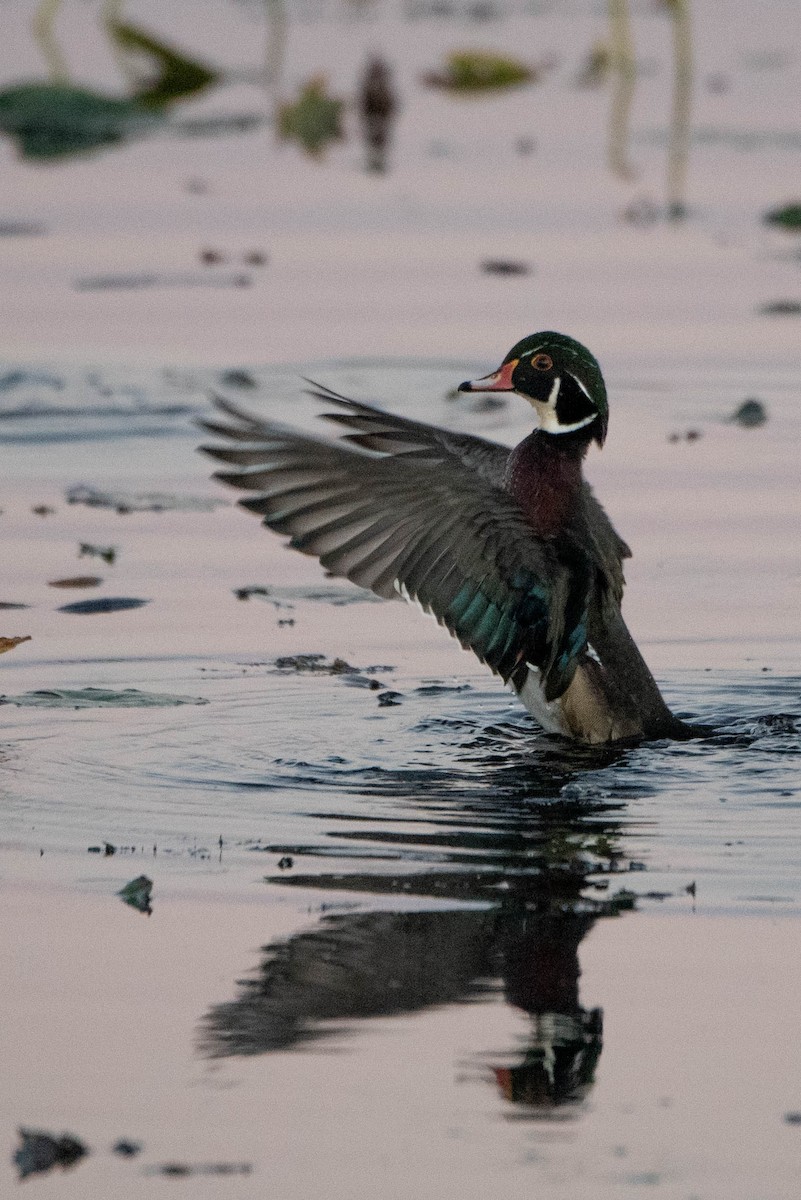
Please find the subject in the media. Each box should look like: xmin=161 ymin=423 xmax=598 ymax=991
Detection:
xmin=202 ymin=740 xmax=640 ymax=1115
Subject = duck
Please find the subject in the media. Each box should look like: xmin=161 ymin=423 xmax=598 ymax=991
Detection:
xmin=199 ymin=332 xmax=691 ymax=744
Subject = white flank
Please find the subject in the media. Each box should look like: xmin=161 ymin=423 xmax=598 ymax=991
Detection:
xmin=513 ymin=666 xmax=571 ymax=736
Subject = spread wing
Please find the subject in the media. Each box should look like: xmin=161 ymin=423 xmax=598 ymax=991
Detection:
xmin=199 ymin=393 xmax=593 ymax=700
xmin=314 ymin=381 xmax=629 ymax=606
xmin=309 ymin=381 xmax=510 ymax=486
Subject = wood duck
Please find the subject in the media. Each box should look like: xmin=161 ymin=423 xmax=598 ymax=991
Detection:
xmin=200 ymin=332 xmax=691 ymax=744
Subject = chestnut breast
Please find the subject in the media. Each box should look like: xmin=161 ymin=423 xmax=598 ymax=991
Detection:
xmin=503 ymin=432 xmax=584 ymax=539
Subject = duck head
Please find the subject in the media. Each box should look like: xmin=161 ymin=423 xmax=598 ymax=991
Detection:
xmin=459 ymin=332 xmax=609 ymax=446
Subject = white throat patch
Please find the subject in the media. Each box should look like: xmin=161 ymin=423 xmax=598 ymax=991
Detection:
xmin=527 ymin=373 xmax=597 ymax=435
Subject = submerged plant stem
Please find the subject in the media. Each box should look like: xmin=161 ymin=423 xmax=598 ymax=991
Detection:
xmin=607 ymin=0 xmax=636 ymax=180
xmin=667 ymin=0 xmax=693 ymax=219
xmin=265 ymin=0 xmax=287 ymax=129
xmin=102 ymin=0 xmax=137 ymax=88
xmin=32 ymin=0 xmax=69 ymax=83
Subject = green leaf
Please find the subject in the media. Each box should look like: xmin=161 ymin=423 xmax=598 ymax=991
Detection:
xmin=278 ymin=76 xmax=344 ymax=157
xmin=106 ymin=21 xmax=219 ymax=108
xmin=0 ymin=83 xmax=160 ymax=159
xmin=118 ymin=874 xmax=153 ymax=914
xmin=424 ymin=50 xmax=535 ymax=93
xmin=764 ymin=203 xmax=801 ymax=231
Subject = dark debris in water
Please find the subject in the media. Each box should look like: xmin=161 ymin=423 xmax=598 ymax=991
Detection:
xmin=0 ymin=368 xmax=62 ymax=393
xmin=67 ymin=483 xmax=225 ymax=513
xmin=729 ymin=398 xmax=768 ymax=428
xmin=220 ymin=368 xmax=258 ymax=389
xmin=415 ymin=682 xmax=474 ymax=695
xmin=0 ymin=219 xmax=47 ymax=237
xmin=14 ymin=1129 xmax=87 ymax=1180
xmin=758 ymin=299 xmax=801 ymax=316
xmin=233 ymin=583 xmax=380 ymax=607
xmin=274 ymin=653 xmax=391 ymax=691
xmin=0 ymin=687 xmax=208 ymax=708
xmin=764 ymin=203 xmax=801 ymax=231
xmin=481 ymin=258 xmax=532 ymax=276
xmin=79 ymin=542 xmax=117 ymax=564
xmin=146 ymin=1162 xmax=252 ymax=1177
xmin=75 ymin=271 xmax=253 ymax=291
xmin=57 ymin=597 xmax=149 ymax=614
xmin=275 ymin=653 xmax=381 ymax=676
xmin=112 ymin=1139 xmax=142 ymax=1157
xmin=0 ymin=600 xmax=30 ymax=609
xmin=234 ymin=585 xmax=274 ymax=601
xmin=668 ymin=428 xmax=702 ymax=443
xmin=48 ymin=575 xmax=103 ymax=588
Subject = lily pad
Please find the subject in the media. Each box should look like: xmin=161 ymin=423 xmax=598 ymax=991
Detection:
xmin=278 ymin=77 xmax=344 ymax=157
xmin=0 ymin=83 xmax=161 ymax=160
xmin=0 ymin=687 xmax=208 ymax=708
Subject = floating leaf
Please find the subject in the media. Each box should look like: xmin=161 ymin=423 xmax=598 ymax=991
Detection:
xmin=57 ymin=597 xmax=149 ymax=614
xmin=118 ymin=874 xmax=153 ymax=914
xmin=278 ymin=77 xmax=344 ymax=157
xmin=106 ymin=21 xmax=219 ymax=108
xmin=764 ymin=203 xmax=801 ymax=231
xmin=0 ymin=635 xmax=31 ymax=655
xmin=48 ymin=576 xmax=103 ymax=588
xmin=423 ymin=50 xmax=535 ymax=93
xmin=0 ymin=83 xmax=160 ymax=160
xmin=14 ymin=1130 xmax=87 ymax=1180
xmin=729 ymin=398 xmax=768 ymax=428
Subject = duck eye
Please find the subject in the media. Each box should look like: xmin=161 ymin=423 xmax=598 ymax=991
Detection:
xmin=531 ymin=353 xmax=553 ymax=371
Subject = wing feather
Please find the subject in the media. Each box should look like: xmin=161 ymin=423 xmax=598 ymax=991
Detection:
xmin=199 ymin=397 xmax=589 ymax=697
